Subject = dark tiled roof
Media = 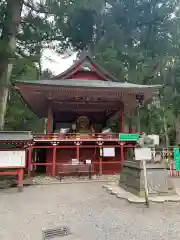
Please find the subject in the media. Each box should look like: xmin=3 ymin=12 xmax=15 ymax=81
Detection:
xmin=15 ymin=79 xmax=161 ymax=90
xmin=0 ymin=131 xmax=33 ymax=141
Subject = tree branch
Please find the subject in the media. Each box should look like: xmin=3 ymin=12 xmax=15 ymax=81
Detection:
xmin=23 ymin=0 xmax=54 ymax=16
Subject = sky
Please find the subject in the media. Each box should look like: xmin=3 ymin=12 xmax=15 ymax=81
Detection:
xmin=41 ymin=49 xmax=77 ymax=75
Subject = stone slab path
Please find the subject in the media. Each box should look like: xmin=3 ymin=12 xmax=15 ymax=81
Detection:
xmin=103 ymin=183 xmax=180 ymax=203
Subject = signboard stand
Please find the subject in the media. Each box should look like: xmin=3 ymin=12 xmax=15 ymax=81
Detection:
xmin=0 ymin=150 xmax=26 ymax=192
xmin=142 ymin=160 xmax=149 ymax=207
xmin=0 ymin=167 xmax=24 ymax=192
xmin=0 ymin=131 xmax=33 ymax=192
xmin=135 ymin=148 xmax=151 ymax=207
xmin=18 ymin=168 xmax=24 ymax=192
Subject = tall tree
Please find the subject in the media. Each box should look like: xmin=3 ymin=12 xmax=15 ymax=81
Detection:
xmin=0 ymin=0 xmax=67 ymax=129
xmin=0 ymin=0 xmax=23 ymax=129
xmin=4 ymin=58 xmax=53 ymax=132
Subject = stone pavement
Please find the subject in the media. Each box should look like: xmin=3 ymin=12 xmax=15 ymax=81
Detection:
xmin=103 ymin=182 xmax=180 ymax=203
xmin=1 ymin=182 xmax=180 ymax=239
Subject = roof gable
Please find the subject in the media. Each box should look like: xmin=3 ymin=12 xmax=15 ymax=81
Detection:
xmin=51 ymin=53 xmax=119 ymax=82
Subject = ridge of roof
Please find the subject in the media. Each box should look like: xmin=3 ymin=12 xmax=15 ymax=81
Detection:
xmin=51 ymin=52 xmax=120 ymax=82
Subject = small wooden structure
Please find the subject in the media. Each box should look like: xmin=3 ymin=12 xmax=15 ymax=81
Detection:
xmin=0 ymin=131 xmax=33 ymax=190
xmin=13 ymin=52 xmax=161 ymax=177
xmin=58 ymin=163 xmax=94 ymax=181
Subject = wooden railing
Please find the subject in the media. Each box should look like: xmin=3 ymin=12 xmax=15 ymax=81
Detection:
xmin=33 ymin=133 xmax=120 ymax=141
xmin=31 ymin=161 xmax=122 ymax=176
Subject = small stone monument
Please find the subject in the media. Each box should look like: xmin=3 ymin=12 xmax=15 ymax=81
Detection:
xmin=119 ymin=133 xmax=176 ymax=197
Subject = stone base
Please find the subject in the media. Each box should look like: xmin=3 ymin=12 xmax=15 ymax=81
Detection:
xmin=103 ymin=184 xmax=180 ymax=203
xmin=119 ymin=161 xmax=176 ymax=197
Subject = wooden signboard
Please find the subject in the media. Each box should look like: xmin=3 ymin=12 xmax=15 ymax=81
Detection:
xmin=134 ymin=148 xmax=152 ymax=161
xmin=173 ymin=148 xmax=180 ymax=170
xmin=119 ymin=133 xmax=140 ymax=141
xmin=0 ymin=150 xmax=26 ymax=168
xmin=72 ymin=159 xmax=79 ymax=165
xmin=103 ymin=148 xmax=115 ymax=157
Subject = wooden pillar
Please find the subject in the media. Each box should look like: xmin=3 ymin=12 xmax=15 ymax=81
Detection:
xmin=27 ymin=145 xmax=32 ymax=178
xmin=120 ymin=144 xmax=124 ymax=169
xmin=121 ymin=105 xmax=125 ymax=132
xmin=137 ymin=106 xmax=140 ymax=132
xmin=76 ymin=144 xmax=80 ymax=161
xmin=52 ymin=145 xmax=57 ymax=176
xmin=18 ymin=168 xmax=24 ymax=192
xmin=47 ymin=105 xmax=52 ymax=134
xmin=99 ymin=147 xmax=103 ymax=176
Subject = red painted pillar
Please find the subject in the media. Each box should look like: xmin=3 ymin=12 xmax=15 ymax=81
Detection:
xmin=121 ymin=106 xmax=125 ymax=133
xmin=76 ymin=145 xmax=80 ymax=161
xmin=52 ymin=145 xmax=57 ymax=176
xmin=27 ymin=146 xmax=32 ymax=178
xmin=99 ymin=147 xmax=103 ymax=176
xmin=120 ymin=144 xmax=124 ymax=169
xmin=18 ymin=168 xmax=24 ymax=192
xmin=47 ymin=106 xmax=52 ymax=134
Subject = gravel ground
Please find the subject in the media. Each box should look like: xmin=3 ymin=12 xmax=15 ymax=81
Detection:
xmin=23 ymin=174 xmax=119 ymax=185
xmin=0 ymin=182 xmax=180 ymax=240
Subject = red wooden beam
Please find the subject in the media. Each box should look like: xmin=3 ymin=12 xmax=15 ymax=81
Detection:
xmin=27 ymin=146 xmax=33 ymax=178
xmin=32 ymin=144 xmax=136 ymax=149
xmin=121 ymin=106 xmax=125 ymax=132
xmin=52 ymin=145 xmax=56 ymax=176
xmin=52 ymin=105 xmax=120 ymax=112
xmin=120 ymin=145 xmax=124 ymax=168
xmin=18 ymin=169 xmax=24 ymax=191
xmin=0 ymin=169 xmax=24 ymax=192
xmin=31 ymin=161 xmax=122 ymax=166
xmin=0 ymin=171 xmax=18 ymax=175
xmin=32 ymin=163 xmax=52 ymax=166
xmin=99 ymin=147 xmax=103 ymax=176
xmin=76 ymin=145 xmax=80 ymax=161
xmin=53 ymin=100 xmax=122 ymax=105
xmin=47 ymin=105 xmax=52 ymax=134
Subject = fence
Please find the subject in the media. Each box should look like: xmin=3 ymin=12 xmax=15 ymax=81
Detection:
xmin=169 ymin=162 xmax=180 ymax=177
xmin=28 ymin=146 xmax=180 ymax=177
xmin=154 ymin=147 xmax=180 ymax=177
xmin=132 ymin=147 xmax=180 ymax=178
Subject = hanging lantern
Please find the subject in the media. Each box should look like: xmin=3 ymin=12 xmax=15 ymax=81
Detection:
xmin=72 ymin=123 xmax=76 ymax=131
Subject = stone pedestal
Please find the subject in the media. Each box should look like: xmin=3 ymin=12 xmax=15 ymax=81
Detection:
xmin=119 ymin=160 xmax=176 ymax=197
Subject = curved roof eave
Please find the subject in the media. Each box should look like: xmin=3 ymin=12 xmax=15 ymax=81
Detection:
xmin=14 ymin=79 xmax=162 ymax=91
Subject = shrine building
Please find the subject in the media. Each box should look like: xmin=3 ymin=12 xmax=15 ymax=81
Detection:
xmin=14 ymin=52 xmax=161 ymax=177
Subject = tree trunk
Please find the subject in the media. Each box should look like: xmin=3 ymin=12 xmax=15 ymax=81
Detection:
xmin=0 ymin=0 xmax=23 ymax=129
xmin=175 ymin=115 xmax=180 ymax=145
xmin=0 ymin=64 xmax=13 ymax=129
xmin=162 ymin=109 xmax=169 ymax=147
xmin=136 ymin=106 xmax=141 ymax=132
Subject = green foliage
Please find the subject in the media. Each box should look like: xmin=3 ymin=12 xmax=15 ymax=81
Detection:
xmin=4 ymin=89 xmax=44 ymax=132
xmin=0 ymin=0 xmax=180 ymax=145
xmin=4 ymin=57 xmax=49 ymax=132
